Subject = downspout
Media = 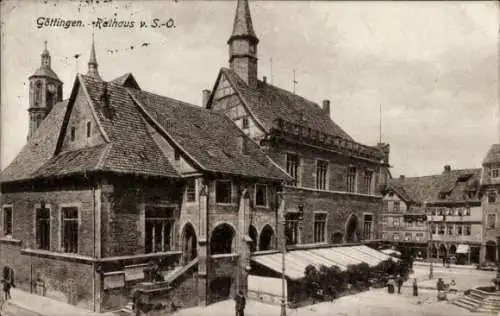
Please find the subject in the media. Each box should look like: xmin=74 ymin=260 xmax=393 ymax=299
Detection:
xmin=92 ymin=183 xmax=96 ymax=312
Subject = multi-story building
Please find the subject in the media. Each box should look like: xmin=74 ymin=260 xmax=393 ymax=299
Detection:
xmin=380 ymin=180 xmax=428 ymax=256
xmin=381 ymin=166 xmax=482 ymax=264
xmin=480 ymin=144 xmax=500 ymax=263
xmin=0 ymin=41 xmax=290 ymax=312
xmin=206 ymin=0 xmax=390 ymax=249
xmin=0 ymin=0 xmax=396 ymax=313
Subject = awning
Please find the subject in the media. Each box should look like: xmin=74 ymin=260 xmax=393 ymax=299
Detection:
xmin=381 ymin=249 xmax=402 ymax=256
xmin=251 ymin=245 xmax=397 ymax=280
xmin=456 ymin=244 xmax=470 ymax=254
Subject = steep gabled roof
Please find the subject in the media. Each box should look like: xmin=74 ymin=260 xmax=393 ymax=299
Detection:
xmin=31 ymin=144 xmax=110 ymax=178
xmin=483 ymin=144 xmax=500 ymax=165
xmin=1 ymin=74 xmax=179 ymax=183
xmin=216 ymin=68 xmax=353 ymax=141
xmin=110 ymin=73 xmax=141 ymax=90
xmin=77 ymin=75 xmax=178 ymax=178
xmin=0 ymin=100 xmax=68 ymax=182
xmin=388 ymin=168 xmax=481 ymax=204
xmin=128 ymin=88 xmax=291 ymax=181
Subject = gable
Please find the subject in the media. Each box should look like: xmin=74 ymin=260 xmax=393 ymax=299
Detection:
xmin=219 ymin=68 xmax=353 ymax=141
xmin=145 ymin=121 xmax=198 ymax=175
xmin=210 ymin=72 xmax=265 ymax=141
xmin=59 ymin=85 xmax=107 ymax=153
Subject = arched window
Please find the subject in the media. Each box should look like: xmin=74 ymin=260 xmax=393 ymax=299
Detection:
xmin=488 ymin=191 xmax=497 ymax=203
xmin=35 ymin=81 xmax=43 ymax=106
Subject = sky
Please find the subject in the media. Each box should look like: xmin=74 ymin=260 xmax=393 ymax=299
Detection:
xmin=0 ymin=0 xmax=498 ymax=177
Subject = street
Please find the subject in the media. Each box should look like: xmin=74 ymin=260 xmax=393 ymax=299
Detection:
xmin=174 ymin=265 xmax=495 ymax=316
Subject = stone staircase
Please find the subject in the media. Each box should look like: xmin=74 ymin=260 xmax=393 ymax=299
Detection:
xmin=452 ymin=288 xmax=500 ymax=314
xmin=118 ymin=259 xmax=199 ymax=315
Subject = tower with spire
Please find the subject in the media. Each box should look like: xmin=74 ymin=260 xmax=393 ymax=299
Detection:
xmin=228 ymin=0 xmax=259 ymax=87
xmin=28 ymin=41 xmax=63 ymax=140
xmin=87 ymin=34 xmax=101 ymax=80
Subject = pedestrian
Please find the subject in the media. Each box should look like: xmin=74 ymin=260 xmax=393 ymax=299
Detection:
xmin=442 ymin=256 xmax=446 ymax=267
xmin=412 ymin=278 xmax=418 ymax=296
xmin=396 ymin=275 xmax=403 ymax=294
xmin=234 ymin=291 xmax=246 ymax=316
xmin=387 ymin=277 xmax=395 ymax=294
xmin=1 ymin=279 xmax=11 ymax=301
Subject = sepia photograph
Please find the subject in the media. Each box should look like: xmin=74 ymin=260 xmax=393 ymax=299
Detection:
xmin=0 ymin=0 xmax=498 ymax=315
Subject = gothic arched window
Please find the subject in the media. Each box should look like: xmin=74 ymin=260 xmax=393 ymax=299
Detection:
xmin=35 ymin=81 xmax=43 ymax=106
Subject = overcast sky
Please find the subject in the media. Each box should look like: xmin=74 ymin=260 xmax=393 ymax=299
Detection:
xmin=1 ymin=0 xmax=498 ymax=177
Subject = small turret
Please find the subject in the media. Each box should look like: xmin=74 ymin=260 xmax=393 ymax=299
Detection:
xmin=87 ymin=34 xmax=102 ymax=80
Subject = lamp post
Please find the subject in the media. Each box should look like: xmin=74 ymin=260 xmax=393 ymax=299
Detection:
xmin=426 ymin=202 xmax=433 ymax=280
xmin=280 ymin=217 xmax=287 ymax=316
xmin=279 ymin=193 xmax=304 ymax=316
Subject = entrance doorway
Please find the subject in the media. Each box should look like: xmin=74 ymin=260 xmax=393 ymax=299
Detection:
xmin=210 ymin=223 xmax=235 ymax=255
xmin=210 ymin=277 xmax=232 ymax=303
xmin=259 ymin=225 xmax=275 ymax=251
xmin=182 ymin=223 xmax=197 ymax=263
xmin=345 ymin=215 xmax=360 ymax=243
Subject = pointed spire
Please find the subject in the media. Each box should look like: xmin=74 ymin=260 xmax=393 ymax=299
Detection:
xmin=228 ymin=0 xmax=259 ymax=44
xmin=87 ymin=32 xmax=102 ymax=80
xmin=41 ymin=40 xmax=51 ymax=67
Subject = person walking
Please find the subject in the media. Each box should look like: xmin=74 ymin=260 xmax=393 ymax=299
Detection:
xmin=412 ymin=278 xmax=418 ymax=296
xmin=396 ymin=275 xmax=403 ymax=294
xmin=235 ymin=291 xmax=246 ymax=316
xmin=1 ymin=279 xmax=11 ymax=301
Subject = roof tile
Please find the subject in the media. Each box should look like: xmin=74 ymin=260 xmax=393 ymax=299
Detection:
xmin=221 ymin=68 xmax=353 ymax=140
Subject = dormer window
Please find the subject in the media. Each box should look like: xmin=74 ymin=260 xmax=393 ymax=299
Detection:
xmin=242 ymin=117 xmax=249 ymax=129
xmin=488 ymin=191 xmax=497 ymax=203
xmin=492 ymin=169 xmax=500 ymax=178
xmin=70 ymin=126 xmax=76 ymax=142
xmin=86 ymin=121 xmax=91 ymax=138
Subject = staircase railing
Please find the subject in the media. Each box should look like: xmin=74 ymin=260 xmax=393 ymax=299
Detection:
xmin=165 ymin=257 xmax=199 ymax=284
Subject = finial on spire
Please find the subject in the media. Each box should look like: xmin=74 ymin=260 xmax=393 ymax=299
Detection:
xmin=228 ymin=0 xmax=259 ymax=44
xmin=41 ymin=40 xmax=51 ymax=67
xmin=87 ymin=32 xmax=102 ymax=80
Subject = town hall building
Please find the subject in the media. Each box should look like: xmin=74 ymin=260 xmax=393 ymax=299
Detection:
xmin=206 ymin=0 xmax=390 ymax=249
xmin=0 ymin=0 xmax=393 ymax=313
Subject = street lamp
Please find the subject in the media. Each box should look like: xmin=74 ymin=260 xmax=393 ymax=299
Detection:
xmin=279 ymin=193 xmax=304 ymax=316
xmin=425 ymin=202 xmax=434 ymax=280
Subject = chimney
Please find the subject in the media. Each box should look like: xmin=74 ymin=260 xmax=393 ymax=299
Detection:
xmin=202 ymin=89 xmax=211 ymax=108
xmin=444 ymin=165 xmax=451 ymax=173
xmin=322 ymin=99 xmax=331 ymax=116
xmin=399 ymin=175 xmax=405 ymax=180
xmin=263 ymin=76 xmax=267 ymax=84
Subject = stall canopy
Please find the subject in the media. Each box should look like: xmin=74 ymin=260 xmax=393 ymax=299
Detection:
xmin=251 ymin=245 xmax=397 ymax=280
xmin=456 ymin=244 xmax=470 ymax=254
xmin=381 ymin=249 xmax=402 ymax=257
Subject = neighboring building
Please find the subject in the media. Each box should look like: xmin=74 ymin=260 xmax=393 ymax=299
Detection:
xmin=28 ymin=41 xmax=63 ymax=140
xmin=480 ymin=144 xmax=500 ymax=263
xmin=380 ymin=179 xmax=428 ymax=256
xmin=206 ymin=0 xmax=390 ymax=249
xmin=381 ymin=166 xmax=482 ymax=264
xmin=0 ymin=40 xmax=290 ymax=312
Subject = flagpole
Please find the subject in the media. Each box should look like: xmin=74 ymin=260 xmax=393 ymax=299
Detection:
xmin=379 ymin=104 xmax=382 ymax=144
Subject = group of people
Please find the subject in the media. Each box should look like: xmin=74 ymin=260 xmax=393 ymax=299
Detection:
xmin=386 ymin=275 xmax=419 ymax=296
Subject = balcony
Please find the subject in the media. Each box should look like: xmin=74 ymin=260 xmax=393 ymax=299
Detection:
xmin=431 ymin=234 xmax=481 ymax=243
